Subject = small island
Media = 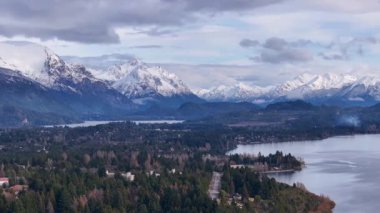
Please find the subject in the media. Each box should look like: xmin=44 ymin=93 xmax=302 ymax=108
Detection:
xmin=229 ymin=151 xmax=304 ymax=173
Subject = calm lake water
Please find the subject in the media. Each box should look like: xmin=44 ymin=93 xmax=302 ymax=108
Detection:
xmin=228 ymin=134 xmax=380 ymax=213
xmin=44 ymin=120 xmax=184 ymax=128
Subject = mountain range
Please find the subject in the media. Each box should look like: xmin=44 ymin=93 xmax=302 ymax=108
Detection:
xmin=2 ymin=41 xmax=380 ymax=127
xmin=197 ymin=73 xmax=380 ymax=106
xmin=0 ymin=41 xmax=202 ymax=126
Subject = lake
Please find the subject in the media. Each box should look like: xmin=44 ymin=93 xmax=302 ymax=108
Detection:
xmin=44 ymin=120 xmax=184 ymax=128
xmin=228 ymin=134 xmax=380 ymax=213
xmin=132 ymin=120 xmax=184 ymax=125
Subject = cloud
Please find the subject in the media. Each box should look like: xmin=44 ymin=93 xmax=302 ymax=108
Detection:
xmin=239 ymin=39 xmax=260 ymax=48
xmin=319 ymin=52 xmax=345 ymax=60
xmin=263 ymin=37 xmax=288 ymax=50
xmin=63 ymin=53 xmax=136 ymax=69
xmin=244 ymin=37 xmax=314 ymax=64
xmin=0 ymin=0 xmax=284 ymax=43
xmin=258 ymin=48 xmax=313 ymax=64
xmin=0 ymin=23 xmax=121 ymax=44
xmin=322 ymin=37 xmax=380 ymax=60
xmin=130 ymin=45 xmax=163 ymax=49
xmin=159 ymin=63 xmax=268 ymax=89
xmin=263 ymin=37 xmax=313 ymax=50
xmin=242 ymin=36 xmax=380 ymax=63
xmin=164 ymin=0 xmax=285 ymax=12
xmin=136 ymin=27 xmax=178 ymax=37
xmin=299 ymin=0 xmax=380 ymax=14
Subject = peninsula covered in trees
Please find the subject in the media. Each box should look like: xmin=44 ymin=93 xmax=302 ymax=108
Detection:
xmin=0 ymin=121 xmax=334 ymax=212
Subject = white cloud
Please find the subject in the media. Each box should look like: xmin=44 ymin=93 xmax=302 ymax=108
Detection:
xmin=3 ymin=0 xmax=380 ymax=89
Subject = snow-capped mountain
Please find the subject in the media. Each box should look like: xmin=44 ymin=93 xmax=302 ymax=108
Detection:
xmin=0 ymin=41 xmax=203 ymax=126
xmin=0 ymin=41 xmax=197 ymax=102
xmin=4 ymin=40 xmax=380 ymax=127
xmin=90 ymin=59 xmax=142 ymax=82
xmin=196 ymin=83 xmax=271 ymax=102
xmin=270 ymin=73 xmax=357 ymax=99
xmin=0 ymin=41 xmax=136 ymax=124
xmin=91 ymin=59 xmax=198 ymax=104
xmin=108 ymin=59 xmax=191 ymax=98
xmin=199 ymin=73 xmax=380 ymax=106
xmin=337 ymin=76 xmax=380 ymax=102
xmin=0 ymin=41 xmax=101 ymax=92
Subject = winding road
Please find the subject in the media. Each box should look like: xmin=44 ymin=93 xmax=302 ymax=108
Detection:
xmin=208 ymin=172 xmax=222 ymax=200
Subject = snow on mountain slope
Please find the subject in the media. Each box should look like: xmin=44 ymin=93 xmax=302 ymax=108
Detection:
xmin=308 ymin=73 xmax=357 ymax=90
xmin=0 ymin=42 xmax=137 ymax=120
xmin=0 ymin=41 xmax=48 ymax=81
xmin=199 ymin=72 xmax=380 ymax=105
xmin=90 ymin=59 xmax=143 ymax=82
xmin=197 ymin=83 xmax=271 ymax=102
xmin=271 ymin=73 xmax=316 ymax=97
xmin=338 ymin=76 xmax=380 ymax=101
xmin=0 ymin=42 xmax=197 ymax=107
xmin=94 ymin=59 xmax=193 ymax=98
xmin=271 ymin=73 xmax=357 ymax=98
xmin=4 ymin=41 xmax=380 ymax=107
xmin=0 ymin=41 xmax=98 ymax=91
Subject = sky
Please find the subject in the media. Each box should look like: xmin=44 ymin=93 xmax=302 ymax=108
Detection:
xmin=1 ymin=0 xmax=380 ymax=89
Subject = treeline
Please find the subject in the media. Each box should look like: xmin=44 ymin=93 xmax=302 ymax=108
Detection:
xmin=0 ymin=145 xmax=217 ymax=212
xmin=220 ymin=167 xmax=335 ymax=212
xmin=229 ymin=151 xmax=303 ymax=170
xmin=0 ymin=122 xmax=334 ymax=212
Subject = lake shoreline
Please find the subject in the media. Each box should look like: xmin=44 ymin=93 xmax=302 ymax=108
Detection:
xmin=238 ymin=132 xmax=380 ymax=146
xmin=43 ymin=119 xmax=184 ymax=128
xmin=260 ymin=169 xmax=296 ymax=174
xmin=228 ymin=134 xmax=380 ymax=213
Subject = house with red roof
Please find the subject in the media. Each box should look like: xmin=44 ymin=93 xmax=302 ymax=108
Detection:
xmin=0 ymin=178 xmax=9 ymax=187
xmin=10 ymin=185 xmax=28 ymax=195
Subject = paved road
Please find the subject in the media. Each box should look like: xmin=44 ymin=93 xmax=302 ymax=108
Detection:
xmin=208 ymin=172 xmax=222 ymax=200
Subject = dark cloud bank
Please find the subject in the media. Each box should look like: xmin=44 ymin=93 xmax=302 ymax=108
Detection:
xmin=240 ymin=36 xmax=379 ymax=64
xmin=240 ymin=37 xmax=314 ymax=64
xmin=0 ymin=0 xmax=284 ymax=43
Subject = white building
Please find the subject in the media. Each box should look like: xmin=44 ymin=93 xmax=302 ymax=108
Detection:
xmin=106 ymin=170 xmax=115 ymax=177
xmin=122 ymin=172 xmax=135 ymax=182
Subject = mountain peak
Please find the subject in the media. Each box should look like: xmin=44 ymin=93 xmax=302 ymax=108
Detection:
xmin=86 ymin=58 xmax=193 ymax=99
xmin=199 ymin=72 xmax=380 ymax=106
xmin=272 ymin=72 xmax=357 ymax=98
xmin=128 ymin=58 xmax=144 ymax=66
xmin=0 ymin=41 xmax=50 ymax=81
xmin=0 ymin=41 xmax=98 ymax=90
xmin=196 ymin=83 xmax=270 ymax=102
xmin=111 ymin=62 xmax=192 ymax=99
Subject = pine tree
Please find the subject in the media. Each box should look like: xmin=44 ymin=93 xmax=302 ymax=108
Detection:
xmin=46 ymin=200 xmax=55 ymax=213
xmin=56 ymin=189 xmax=71 ymax=213
xmin=9 ymin=199 xmax=26 ymax=213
